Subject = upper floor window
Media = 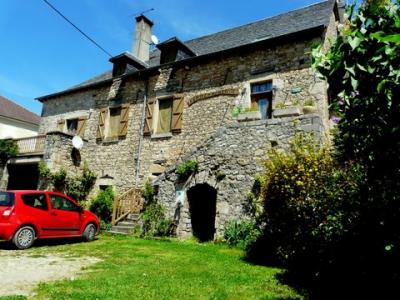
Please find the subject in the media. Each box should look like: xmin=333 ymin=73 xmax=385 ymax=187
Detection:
xmin=66 ymin=118 xmax=78 ymax=135
xmin=250 ymin=81 xmax=273 ymax=120
xmin=156 ymin=98 xmax=173 ymax=134
xmin=97 ymin=104 xmax=129 ymax=141
xmin=57 ymin=117 xmax=88 ymax=137
xmin=144 ymin=96 xmax=184 ymax=136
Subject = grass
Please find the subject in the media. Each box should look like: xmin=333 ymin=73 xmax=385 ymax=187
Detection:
xmin=1 ymin=234 xmax=301 ymax=300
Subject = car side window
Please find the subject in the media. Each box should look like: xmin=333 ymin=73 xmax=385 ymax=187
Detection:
xmin=21 ymin=194 xmax=48 ymax=211
xmin=50 ymin=195 xmax=78 ymax=212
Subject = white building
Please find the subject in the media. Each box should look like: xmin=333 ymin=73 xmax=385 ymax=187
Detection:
xmin=0 ymin=95 xmax=40 ymax=139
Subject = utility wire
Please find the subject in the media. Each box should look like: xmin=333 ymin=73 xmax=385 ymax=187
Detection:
xmin=41 ymin=0 xmax=113 ymax=57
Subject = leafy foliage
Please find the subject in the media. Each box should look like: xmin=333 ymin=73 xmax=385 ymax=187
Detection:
xmin=142 ymin=202 xmax=173 ymax=237
xmin=249 ymin=2 xmax=400 ymax=296
xmin=38 ymin=161 xmax=97 ymax=202
xmin=89 ymin=187 xmax=114 ymax=224
xmin=141 ymin=179 xmax=155 ymax=203
xmin=176 ymin=160 xmax=198 ymax=180
xmin=0 ymin=139 xmax=18 ymax=165
xmin=247 ymin=134 xmax=366 ymax=297
xmin=224 ymin=220 xmax=260 ymax=250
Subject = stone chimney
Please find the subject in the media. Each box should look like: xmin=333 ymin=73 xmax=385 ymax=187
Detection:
xmin=336 ymin=0 xmax=346 ymax=23
xmin=132 ymin=15 xmax=154 ymax=62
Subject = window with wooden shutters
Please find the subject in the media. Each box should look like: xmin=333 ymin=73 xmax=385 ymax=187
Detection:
xmin=57 ymin=119 xmax=65 ymax=132
xmin=171 ymin=97 xmax=184 ymax=132
xmin=144 ymin=101 xmax=154 ymax=136
xmin=66 ymin=118 xmax=78 ymax=135
xmin=77 ymin=116 xmax=88 ymax=137
xmin=97 ymin=108 xmax=107 ymax=140
xmin=157 ymin=98 xmax=173 ymax=134
xmin=118 ymin=104 xmax=130 ymax=137
xmin=108 ymin=107 xmax=121 ymax=138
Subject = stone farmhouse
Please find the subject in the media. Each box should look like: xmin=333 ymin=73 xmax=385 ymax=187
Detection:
xmin=1 ymin=0 xmax=344 ymax=240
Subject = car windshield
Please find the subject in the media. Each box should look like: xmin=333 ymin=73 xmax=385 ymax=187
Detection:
xmin=0 ymin=192 xmax=14 ymax=206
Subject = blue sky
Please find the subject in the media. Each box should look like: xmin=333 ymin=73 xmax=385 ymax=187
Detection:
xmin=0 ymin=0 xmax=325 ymax=115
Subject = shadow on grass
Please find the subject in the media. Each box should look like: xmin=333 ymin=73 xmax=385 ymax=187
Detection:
xmin=0 ymin=237 xmax=99 ymax=250
xmin=244 ymin=239 xmax=400 ymax=300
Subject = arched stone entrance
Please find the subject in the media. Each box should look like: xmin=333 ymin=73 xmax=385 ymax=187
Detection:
xmin=187 ymin=183 xmax=217 ymax=242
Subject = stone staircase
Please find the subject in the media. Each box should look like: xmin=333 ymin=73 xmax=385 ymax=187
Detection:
xmin=108 ymin=213 xmax=142 ymax=235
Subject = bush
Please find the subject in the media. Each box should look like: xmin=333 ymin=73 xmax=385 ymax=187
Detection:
xmin=142 ymin=202 xmax=173 ymax=237
xmin=38 ymin=161 xmax=97 ymax=202
xmin=89 ymin=187 xmax=114 ymax=224
xmin=224 ymin=220 xmax=260 ymax=250
xmin=176 ymin=160 xmax=198 ymax=180
xmin=0 ymin=139 xmax=18 ymax=165
xmin=141 ymin=179 xmax=155 ymax=203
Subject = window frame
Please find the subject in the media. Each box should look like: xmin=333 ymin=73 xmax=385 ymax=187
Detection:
xmin=21 ymin=193 xmax=48 ymax=211
xmin=152 ymin=96 xmax=174 ymax=137
xmin=249 ymin=80 xmax=273 ymax=120
xmin=50 ymin=195 xmax=80 ymax=212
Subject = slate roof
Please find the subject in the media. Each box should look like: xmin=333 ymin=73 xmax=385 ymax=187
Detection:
xmin=38 ymin=0 xmax=336 ymax=100
xmin=0 ymin=95 xmax=40 ymax=125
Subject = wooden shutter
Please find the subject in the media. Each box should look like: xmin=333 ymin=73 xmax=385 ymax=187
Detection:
xmin=97 ymin=108 xmax=107 ymax=140
xmin=143 ymin=101 xmax=154 ymax=136
xmin=171 ymin=97 xmax=184 ymax=132
xmin=77 ymin=116 xmax=88 ymax=137
xmin=118 ymin=104 xmax=130 ymax=137
xmin=57 ymin=119 xmax=65 ymax=132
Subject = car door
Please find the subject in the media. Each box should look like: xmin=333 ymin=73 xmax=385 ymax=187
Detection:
xmin=19 ymin=193 xmax=55 ymax=238
xmin=48 ymin=193 xmax=82 ymax=236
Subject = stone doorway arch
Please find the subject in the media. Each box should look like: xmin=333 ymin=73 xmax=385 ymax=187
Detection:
xmin=187 ymin=183 xmax=217 ymax=242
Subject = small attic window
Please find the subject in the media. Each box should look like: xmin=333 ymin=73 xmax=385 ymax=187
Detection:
xmin=157 ymin=37 xmax=196 ymax=64
xmin=113 ymin=62 xmax=127 ymax=77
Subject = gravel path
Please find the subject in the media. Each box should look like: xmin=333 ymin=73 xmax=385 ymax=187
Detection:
xmin=0 ymin=249 xmax=100 ymax=297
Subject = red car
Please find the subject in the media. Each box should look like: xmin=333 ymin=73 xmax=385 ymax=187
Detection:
xmin=0 ymin=190 xmax=100 ymax=249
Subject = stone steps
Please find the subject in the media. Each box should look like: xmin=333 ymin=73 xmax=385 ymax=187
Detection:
xmin=108 ymin=214 xmax=141 ymax=235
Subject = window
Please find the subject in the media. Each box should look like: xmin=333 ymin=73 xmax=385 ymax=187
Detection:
xmin=0 ymin=192 xmax=14 ymax=206
xmin=157 ymin=98 xmax=173 ymax=134
xmin=108 ymin=107 xmax=121 ymax=138
xmin=21 ymin=194 xmax=48 ymax=211
xmin=57 ymin=117 xmax=88 ymax=137
xmin=50 ymin=195 xmax=79 ymax=211
xmin=66 ymin=119 xmax=78 ymax=135
xmin=144 ymin=97 xmax=184 ymax=136
xmin=97 ymin=105 xmax=130 ymax=140
xmin=250 ymin=81 xmax=273 ymax=120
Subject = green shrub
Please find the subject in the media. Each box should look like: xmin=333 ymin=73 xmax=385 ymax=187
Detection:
xmin=0 ymin=139 xmax=18 ymax=165
xmin=38 ymin=161 xmax=97 ymax=202
xmin=142 ymin=202 xmax=173 ymax=237
xmin=89 ymin=187 xmax=114 ymax=224
xmin=224 ymin=220 xmax=260 ymax=250
xmin=176 ymin=160 xmax=198 ymax=180
xmin=141 ymin=179 xmax=155 ymax=203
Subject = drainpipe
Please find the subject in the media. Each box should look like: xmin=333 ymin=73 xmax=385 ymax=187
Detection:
xmin=135 ymin=77 xmax=148 ymax=186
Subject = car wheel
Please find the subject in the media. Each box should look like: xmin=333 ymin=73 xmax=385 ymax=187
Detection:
xmin=82 ymin=223 xmax=96 ymax=242
xmin=13 ymin=226 xmax=35 ymax=249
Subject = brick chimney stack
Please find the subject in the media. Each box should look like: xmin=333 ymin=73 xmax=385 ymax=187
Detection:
xmin=132 ymin=15 xmax=154 ymax=62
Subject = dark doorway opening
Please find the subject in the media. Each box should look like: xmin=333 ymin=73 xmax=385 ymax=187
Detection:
xmin=187 ymin=183 xmax=217 ymax=242
xmin=7 ymin=163 xmax=39 ymax=190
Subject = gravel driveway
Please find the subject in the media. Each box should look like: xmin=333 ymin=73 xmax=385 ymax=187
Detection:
xmin=0 ymin=247 xmax=100 ymax=297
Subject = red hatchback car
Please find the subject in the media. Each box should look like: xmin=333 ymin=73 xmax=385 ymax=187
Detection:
xmin=0 ymin=190 xmax=100 ymax=249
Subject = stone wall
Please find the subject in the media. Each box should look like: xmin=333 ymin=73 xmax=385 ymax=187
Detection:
xmin=155 ymin=114 xmax=324 ymax=238
xmin=38 ymin=24 xmax=336 ymax=196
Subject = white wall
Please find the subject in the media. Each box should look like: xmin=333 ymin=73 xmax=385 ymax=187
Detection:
xmin=0 ymin=116 xmax=39 ymax=139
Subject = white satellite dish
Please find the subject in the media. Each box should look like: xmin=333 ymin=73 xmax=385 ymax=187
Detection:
xmin=72 ymin=135 xmax=84 ymax=150
xmin=151 ymin=34 xmax=159 ymax=45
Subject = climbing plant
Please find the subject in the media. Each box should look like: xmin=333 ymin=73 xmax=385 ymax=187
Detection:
xmin=0 ymin=139 xmax=18 ymax=165
xmin=38 ymin=161 xmax=97 ymax=202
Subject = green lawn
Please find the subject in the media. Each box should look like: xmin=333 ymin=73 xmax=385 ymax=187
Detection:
xmin=3 ymin=234 xmax=300 ymax=300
